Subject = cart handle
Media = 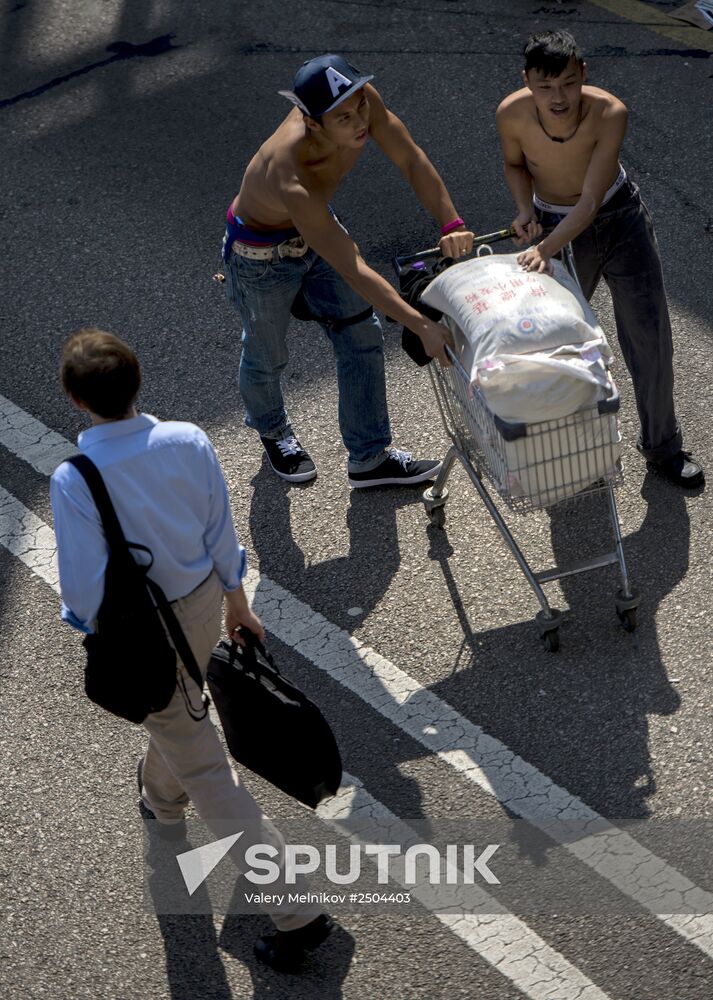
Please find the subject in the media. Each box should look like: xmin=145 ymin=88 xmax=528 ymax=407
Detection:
xmin=393 ymin=227 xmax=517 ymax=274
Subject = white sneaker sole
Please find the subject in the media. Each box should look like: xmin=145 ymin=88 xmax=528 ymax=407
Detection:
xmin=267 ymin=461 xmax=318 ymax=483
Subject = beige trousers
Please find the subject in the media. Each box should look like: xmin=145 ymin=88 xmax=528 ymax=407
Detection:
xmin=140 ymin=571 xmax=321 ymax=931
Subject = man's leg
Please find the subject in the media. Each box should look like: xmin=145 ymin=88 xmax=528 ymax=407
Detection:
xmin=224 ymin=251 xmax=316 ymax=482
xmin=301 ymin=254 xmax=442 ymax=487
xmin=597 ymin=196 xmax=703 ymax=488
xmin=140 ymin=573 xmax=323 ymax=936
xmin=567 ymin=197 xmax=701 ymax=488
xmin=569 ymin=228 xmax=605 ymax=302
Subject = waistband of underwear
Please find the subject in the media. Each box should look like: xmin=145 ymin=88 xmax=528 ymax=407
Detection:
xmin=533 ymin=164 xmax=628 ymax=216
xmin=225 ymin=205 xmax=300 ymax=246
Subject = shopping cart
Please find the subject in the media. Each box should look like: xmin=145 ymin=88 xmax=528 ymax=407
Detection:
xmin=394 ymin=230 xmax=639 ymax=651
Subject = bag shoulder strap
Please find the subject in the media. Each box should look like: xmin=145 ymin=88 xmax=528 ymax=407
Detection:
xmin=147 ymin=578 xmax=205 ymax=694
xmin=67 ymin=454 xmax=128 ymax=551
xmin=66 ymin=454 xmax=207 ymax=715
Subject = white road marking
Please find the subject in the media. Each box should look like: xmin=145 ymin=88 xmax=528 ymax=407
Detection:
xmin=0 ymin=495 xmax=615 ymax=1000
xmin=318 ymin=776 xmax=612 ymax=1000
xmin=1 ymin=403 xmax=712 ymax=968
xmin=0 ymin=485 xmax=59 ymax=589
xmin=0 ymin=394 xmax=76 ymax=475
xmin=242 ymin=570 xmax=713 ymax=958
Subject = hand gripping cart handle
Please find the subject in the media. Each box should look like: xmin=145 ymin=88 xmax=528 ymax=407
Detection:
xmin=394 ymin=229 xmax=639 ymax=651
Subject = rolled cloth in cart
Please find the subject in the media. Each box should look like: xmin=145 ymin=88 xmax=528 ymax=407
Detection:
xmin=420 ymin=254 xmax=613 ymax=423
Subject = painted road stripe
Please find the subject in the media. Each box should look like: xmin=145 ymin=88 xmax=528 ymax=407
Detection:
xmin=0 ymin=496 xmax=614 ymax=1000
xmin=317 ymin=776 xmax=612 ymax=1000
xmin=242 ymin=570 xmax=713 ymax=957
xmin=0 ymin=394 xmax=76 ymax=475
xmin=2 ymin=407 xmax=712 ymax=961
xmin=0 ymin=485 xmax=59 ymax=589
xmin=216 ymin=698 xmax=616 ymax=1000
xmin=588 ymin=0 xmax=713 ymax=53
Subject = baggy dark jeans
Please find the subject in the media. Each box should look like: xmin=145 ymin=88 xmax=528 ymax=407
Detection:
xmin=536 ymin=181 xmax=682 ymax=462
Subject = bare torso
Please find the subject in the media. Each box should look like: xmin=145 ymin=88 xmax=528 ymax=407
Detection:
xmin=502 ymin=85 xmax=623 ymax=204
xmin=232 ymin=108 xmax=367 ymax=228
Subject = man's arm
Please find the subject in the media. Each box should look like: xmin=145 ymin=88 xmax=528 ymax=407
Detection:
xmin=519 ymin=101 xmax=628 ymax=272
xmin=50 ymin=469 xmax=107 ymax=632
xmin=200 ymin=435 xmax=264 ymax=643
xmin=496 ymin=98 xmax=542 ymax=245
xmin=224 ymin=585 xmax=265 ymax=645
xmin=202 ymin=435 xmax=247 ymax=590
xmin=283 ymin=178 xmax=454 ymax=364
xmin=366 ymin=85 xmax=474 ymax=258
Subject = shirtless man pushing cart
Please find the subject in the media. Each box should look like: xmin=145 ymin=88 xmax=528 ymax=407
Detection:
xmin=496 ymin=29 xmax=703 ymax=489
xmin=222 ymin=54 xmax=475 ymax=487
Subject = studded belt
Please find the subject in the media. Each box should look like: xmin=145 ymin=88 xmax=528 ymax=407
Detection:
xmin=230 ymin=235 xmax=309 ymax=260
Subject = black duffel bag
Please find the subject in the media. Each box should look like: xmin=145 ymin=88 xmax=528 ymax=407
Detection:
xmin=207 ymin=633 xmax=342 ymax=809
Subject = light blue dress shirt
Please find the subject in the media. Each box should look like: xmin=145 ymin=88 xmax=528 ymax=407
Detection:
xmin=50 ymin=414 xmax=246 ymax=633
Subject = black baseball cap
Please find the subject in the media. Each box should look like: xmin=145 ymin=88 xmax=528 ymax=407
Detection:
xmin=278 ymin=54 xmax=374 ymax=117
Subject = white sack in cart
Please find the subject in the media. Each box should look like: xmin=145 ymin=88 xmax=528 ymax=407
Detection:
xmin=420 ymin=253 xmax=613 ymax=423
xmin=503 ymin=408 xmax=621 ymax=508
xmin=422 ymin=253 xmax=621 ymax=505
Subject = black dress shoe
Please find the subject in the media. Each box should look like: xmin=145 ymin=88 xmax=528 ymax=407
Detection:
xmin=647 ymin=450 xmax=704 ymax=490
xmin=254 ymin=914 xmax=335 ymax=972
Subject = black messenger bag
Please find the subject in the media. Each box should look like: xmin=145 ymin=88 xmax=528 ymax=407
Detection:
xmin=207 ymin=632 xmax=342 ymax=808
xmin=67 ymin=456 xmax=207 ymax=725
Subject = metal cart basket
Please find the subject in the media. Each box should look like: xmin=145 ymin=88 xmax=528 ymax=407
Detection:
xmin=395 ymin=231 xmax=639 ymax=650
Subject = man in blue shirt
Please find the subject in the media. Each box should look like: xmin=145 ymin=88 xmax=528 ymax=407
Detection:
xmin=50 ymin=328 xmax=334 ymax=971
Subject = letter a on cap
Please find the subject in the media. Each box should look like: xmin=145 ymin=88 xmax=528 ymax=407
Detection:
xmin=325 ymin=66 xmax=352 ymax=98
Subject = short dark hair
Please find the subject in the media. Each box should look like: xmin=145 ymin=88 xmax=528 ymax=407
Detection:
xmin=524 ymin=30 xmax=583 ymax=77
xmin=61 ymin=327 xmax=140 ymax=418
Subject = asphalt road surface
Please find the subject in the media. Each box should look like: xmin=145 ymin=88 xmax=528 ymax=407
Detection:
xmin=1 ymin=1 xmax=712 ymax=998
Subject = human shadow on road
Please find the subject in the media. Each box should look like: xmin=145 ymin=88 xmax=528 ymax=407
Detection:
xmin=219 ymin=908 xmax=355 ymax=1000
xmin=248 ymin=461 xmax=417 ymax=634
xmin=247 ymin=461 xmax=431 ymax=821
xmin=420 ymin=470 xmax=687 ymax=823
xmin=146 ymin=837 xmax=233 ymax=1000
xmin=146 ymin=835 xmax=355 ymax=999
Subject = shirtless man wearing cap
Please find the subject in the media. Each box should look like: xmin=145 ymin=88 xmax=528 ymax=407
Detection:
xmin=496 ymin=29 xmax=703 ymax=489
xmin=222 ymin=54 xmax=475 ymax=487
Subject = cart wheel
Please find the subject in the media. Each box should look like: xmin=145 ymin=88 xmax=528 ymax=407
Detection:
xmin=542 ymin=629 xmax=560 ymax=652
xmin=617 ymin=607 xmax=637 ymax=633
xmin=429 ymin=506 xmax=446 ymax=528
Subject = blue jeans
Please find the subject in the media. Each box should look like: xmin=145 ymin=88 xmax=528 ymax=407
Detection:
xmin=224 ymin=247 xmax=391 ymax=470
xmin=537 ymin=181 xmax=682 ymax=462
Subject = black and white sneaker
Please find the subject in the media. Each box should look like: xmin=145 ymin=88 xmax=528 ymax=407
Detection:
xmin=260 ymin=434 xmax=317 ymax=483
xmin=348 ymin=448 xmax=442 ymax=489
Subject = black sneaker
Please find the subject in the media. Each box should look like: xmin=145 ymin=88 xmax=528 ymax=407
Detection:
xmin=647 ymin=450 xmax=704 ymax=490
xmin=261 ymin=434 xmax=317 ymax=483
xmin=254 ymin=914 xmax=335 ymax=972
xmin=348 ymin=448 xmax=442 ymax=488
